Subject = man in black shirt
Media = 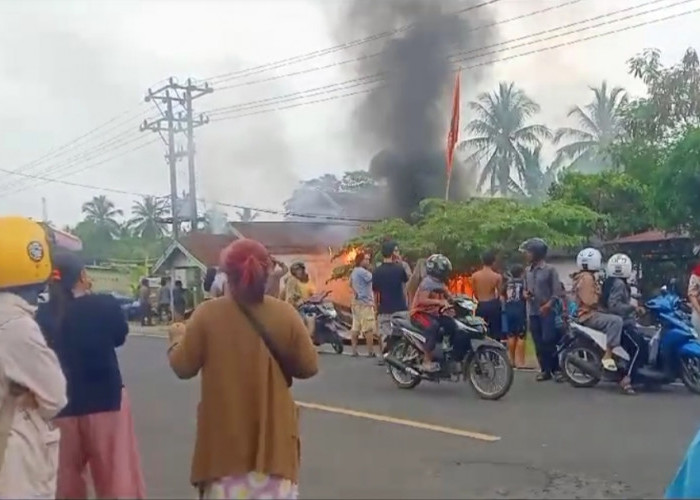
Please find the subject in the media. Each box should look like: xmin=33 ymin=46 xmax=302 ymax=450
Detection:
xmin=372 ymin=240 xmax=410 ymax=363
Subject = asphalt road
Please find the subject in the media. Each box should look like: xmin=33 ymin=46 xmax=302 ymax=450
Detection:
xmin=121 ymin=334 xmax=700 ymax=499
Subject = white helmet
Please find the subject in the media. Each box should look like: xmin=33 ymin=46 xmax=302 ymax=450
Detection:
xmin=607 ymin=253 xmax=633 ymax=279
xmin=576 ymin=247 xmax=602 ymax=272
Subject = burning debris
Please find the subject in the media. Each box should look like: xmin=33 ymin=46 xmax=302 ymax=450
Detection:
xmin=334 ymin=0 xmax=498 ymax=218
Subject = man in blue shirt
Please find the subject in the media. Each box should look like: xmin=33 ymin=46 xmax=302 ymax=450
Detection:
xmin=350 ymin=252 xmax=377 ymax=357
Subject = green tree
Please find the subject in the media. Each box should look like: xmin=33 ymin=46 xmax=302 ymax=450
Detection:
xmin=340 ymin=170 xmax=376 ymax=192
xmin=517 ymin=144 xmax=559 ymax=200
xmin=554 ymin=81 xmax=628 ymax=173
xmin=128 ymin=196 xmax=168 ymax=239
xmin=334 ymin=198 xmax=601 ymax=277
xmin=548 ymin=170 xmax=653 ymax=239
xmin=81 ymin=195 xmax=123 ymax=240
xmin=624 ymin=48 xmax=700 ymax=142
xmin=652 ymin=128 xmax=700 ymax=236
xmin=460 ymin=82 xmax=551 ymax=196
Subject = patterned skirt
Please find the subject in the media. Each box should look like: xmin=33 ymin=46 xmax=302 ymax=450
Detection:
xmin=200 ymin=472 xmax=298 ymax=500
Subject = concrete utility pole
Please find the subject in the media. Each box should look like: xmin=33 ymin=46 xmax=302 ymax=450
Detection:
xmin=140 ymin=77 xmax=212 ymax=238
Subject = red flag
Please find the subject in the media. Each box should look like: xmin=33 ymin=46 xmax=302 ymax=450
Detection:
xmin=445 ymin=71 xmax=461 ymax=199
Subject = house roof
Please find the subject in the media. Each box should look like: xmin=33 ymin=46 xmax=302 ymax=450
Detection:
xmin=179 ymin=233 xmax=240 ymax=266
xmin=230 ymin=221 xmax=360 ymax=253
xmin=604 ymin=230 xmax=690 ymax=246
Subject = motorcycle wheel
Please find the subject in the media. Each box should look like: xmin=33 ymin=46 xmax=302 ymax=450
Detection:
xmin=466 ymin=346 xmax=513 ymax=400
xmin=562 ymin=341 xmax=601 ymax=388
xmin=679 ymin=354 xmax=700 ymax=394
xmin=388 ymin=340 xmax=422 ymax=390
xmin=331 ymin=337 xmax=344 ymax=355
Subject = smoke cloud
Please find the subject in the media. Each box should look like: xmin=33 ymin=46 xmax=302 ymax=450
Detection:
xmin=334 ymin=0 xmax=498 ymax=217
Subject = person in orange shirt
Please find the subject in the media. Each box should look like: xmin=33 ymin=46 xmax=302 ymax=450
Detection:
xmin=471 ymin=250 xmax=504 ymax=341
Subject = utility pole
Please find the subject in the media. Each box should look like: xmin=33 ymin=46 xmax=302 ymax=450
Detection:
xmin=179 ymin=78 xmax=212 ymax=231
xmin=140 ymin=77 xmax=212 ymax=238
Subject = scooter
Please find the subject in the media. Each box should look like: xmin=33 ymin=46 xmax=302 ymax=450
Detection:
xmin=298 ymin=291 xmax=345 ymax=354
xmin=561 ymin=283 xmax=700 ymax=393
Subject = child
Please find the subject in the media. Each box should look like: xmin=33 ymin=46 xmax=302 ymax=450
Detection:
xmin=503 ymin=264 xmax=527 ymax=368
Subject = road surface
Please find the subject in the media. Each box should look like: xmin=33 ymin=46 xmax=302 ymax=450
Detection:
xmin=121 ymin=334 xmax=700 ymax=499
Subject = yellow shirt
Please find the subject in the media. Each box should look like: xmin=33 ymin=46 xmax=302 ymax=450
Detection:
xmin=284 ymin=276 xmax=317 ymax=307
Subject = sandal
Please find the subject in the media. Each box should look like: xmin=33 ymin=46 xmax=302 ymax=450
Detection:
xmin=620 ymin=379 xmax=636 ymax=395
xmin=602 ymin=357 xmax=617 ymax=372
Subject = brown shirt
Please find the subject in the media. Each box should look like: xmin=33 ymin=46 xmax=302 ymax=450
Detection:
xmin=168 ymin=296 xmax=319 ymax=485
xmin=471 ymin=267 xmax=502 ymax=302
xmin=572 ymin=271 xmax=600 ymax=321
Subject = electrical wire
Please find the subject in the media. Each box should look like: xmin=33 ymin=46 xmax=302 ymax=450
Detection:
xmin=206 ymin=0 xmax=505 ymax=85
xmin=5 ymin=1 xmax=697 ymax=199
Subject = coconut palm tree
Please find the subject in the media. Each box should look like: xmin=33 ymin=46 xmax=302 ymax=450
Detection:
xmin=460 ymin=82 xmax=551 ymax=196
xmin=517 ymin=144 xmax=559 ymax=200
xmin=236 ymin=207 xmax=259 ymax=222
xmin=81 ymin=195 xmax=123 ymax=240
xmin=553 ymin=81 xmax=628 ymax=173
xmin=128 ymin=195 xmax=169 ymax=239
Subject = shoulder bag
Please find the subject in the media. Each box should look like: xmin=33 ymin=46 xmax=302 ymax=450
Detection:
xmin=238 ymin=303 xmax=293 ymax=388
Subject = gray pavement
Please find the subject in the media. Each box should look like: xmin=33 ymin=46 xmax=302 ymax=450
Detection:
xmin=120 ymin=335 xmax=700 ymax=499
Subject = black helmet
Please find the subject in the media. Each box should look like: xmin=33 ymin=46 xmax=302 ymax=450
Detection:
xmin=290 ymin=261 xmax=305 ymax=272
xmin=425 ymin=253 xmax=452 ymax=281
xmin=519 ymin=238 xmax=548 ymax=261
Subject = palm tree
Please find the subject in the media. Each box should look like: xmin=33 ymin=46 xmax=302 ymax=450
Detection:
xmin=553 ymin=81 xmax=628 ymax=173
xmin=128 ymin=196 xmax=168 ymax=239
xmin=460 ymin=82 xmax=551 ymax=196
xmin=517 ymin=144 xmax=559 ymax=200
xmin=236 ymin=207 xmax=259 ymax=222
xmin=81 ymin=195 xmax=123 ymax=240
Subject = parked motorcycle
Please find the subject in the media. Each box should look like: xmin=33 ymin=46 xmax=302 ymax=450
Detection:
xmin=561 ymin=283 xmax=700 ymax=393
xmin=383 ymin=294 xmax=514 ymax=400
xmin=299 ymin=291 xmax=345 ymax=354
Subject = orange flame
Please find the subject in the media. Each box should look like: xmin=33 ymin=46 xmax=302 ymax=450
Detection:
xmin=342 ymin=247 xmax=359 ymax=265
xmin=448 ymin=273 xmax=474 ymax=298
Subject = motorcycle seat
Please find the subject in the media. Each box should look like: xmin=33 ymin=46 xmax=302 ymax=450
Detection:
xmin=636 ymin=325 xmax=658 ymax=338
xmin=391 ymin=312 xmax=422 ymax=333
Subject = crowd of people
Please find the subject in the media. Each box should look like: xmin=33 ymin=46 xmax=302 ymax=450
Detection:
xmin=1 ymin=214 xmax=700 ymax=499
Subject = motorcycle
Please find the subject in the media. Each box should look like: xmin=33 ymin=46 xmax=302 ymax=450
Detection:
xmin=561 ymin=283 xmax=700 ymax=393
xmin=299 ymin=291 xmax=345 ymax=354
xmin=383 ymin=294 xmax=514 ymax=400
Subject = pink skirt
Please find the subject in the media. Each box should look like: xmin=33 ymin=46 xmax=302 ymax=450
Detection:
xmin=200 ymin=472 xmax=298 ymax=500
xmin=54 ymin=389 xmax=146 ymax=499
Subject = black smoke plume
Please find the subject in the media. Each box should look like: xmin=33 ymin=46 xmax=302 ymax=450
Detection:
xmin=334 ymin=0 xmax=498 ymax=218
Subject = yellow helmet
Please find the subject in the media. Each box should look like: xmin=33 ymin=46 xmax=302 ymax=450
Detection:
xmin=0 ymin=216 xmax=52 ymax=290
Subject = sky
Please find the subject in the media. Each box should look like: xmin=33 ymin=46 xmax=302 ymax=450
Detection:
xmin=0 ymin=0 xmax=698 ymax=227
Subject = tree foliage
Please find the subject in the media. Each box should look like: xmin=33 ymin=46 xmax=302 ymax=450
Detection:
xmin=548 ymin=170 xmax=653 ymax=239
xmin=554 ymin=81 xmax=628 ymax=172
xmin=334 ymin=198 xmax=601 ymax=277
xmin=460 ymin=82 xmax=551 ymax=196
xmin=624 ymin=48 xmax=700 ymax=143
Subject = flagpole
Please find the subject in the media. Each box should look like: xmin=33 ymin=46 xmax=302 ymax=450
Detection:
xmin=444 ymin=69 xmax=461 ymax=202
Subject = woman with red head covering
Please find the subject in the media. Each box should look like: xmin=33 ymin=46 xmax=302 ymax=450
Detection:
xmin=167 ymin=238 xmax=318 ymax=500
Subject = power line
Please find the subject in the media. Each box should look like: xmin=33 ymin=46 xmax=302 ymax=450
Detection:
xmin=6 ymin=2 xmax=697 ymax=195
xmin=1 ymin=137 xmax=160 ymax=198
xmin=206 ymin=0 xmax=504 ymax=85
xmin=0 ymin=161 xmax=379 ymax=224
xmin=212 ymin=0 xmax=679 ymax=95
xmin=0 ymin=0 xmax=598 ymax=189
xmin=206 ymin=3 xmax=700 ymax=123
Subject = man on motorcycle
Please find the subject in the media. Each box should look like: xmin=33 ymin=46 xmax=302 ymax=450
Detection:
xmin=572 ymin=248 xmax=624 ymax=373
xmin=601 ymin=253 xmax=648 ymax=395
xmin=410 ymin=254 xmax=455 ymax=373
xmin=520 ymin=238 xmax=562 ymax=381
xmin=284 ymin=261 xmax=316 ymax=308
